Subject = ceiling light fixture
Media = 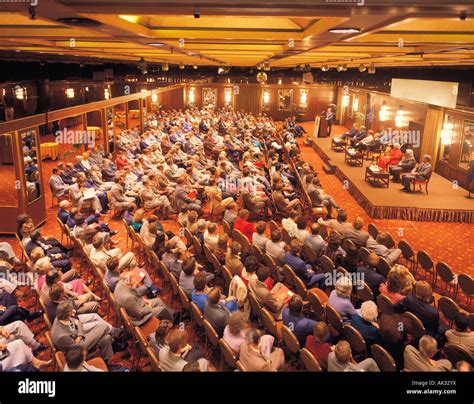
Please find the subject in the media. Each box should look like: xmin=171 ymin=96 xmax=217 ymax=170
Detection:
xmin=148 ymin=42 xmax=165 ymax=47
xmin=358 ymin=64 xmax=367 ymax=72
xmin=321 ymin=65 xmax=329 ymax=72
xmin=368 ymin=63 xmax=376 ymax=74
xmin=328 ymin=28 xmax=361 ymax=34
xmin=162 ymin=63 xmax=169 ymax=71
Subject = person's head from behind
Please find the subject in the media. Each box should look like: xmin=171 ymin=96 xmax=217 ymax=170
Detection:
xmin=106 ymin=256 xmax=120 ymax=273
xmin=45 ymin=269 xmax=61 ymax=287
xmin=327 ymin=231 xmax=342 ymax=250
xmin=65 ymin=346 xmax=86 ymax=370
xmin=334 ymin=340 xmax=352 ymax=364
xmin=454 ymin=312 xmax=470 ymax=332
xmin=376 ymin=232 xmax=390 ymax=247
xmin=271 ymin=230 xmax=282 ymax=243
xmin=386 ymin=268 xmax=404 ymax=294
xmin=193 ymin=271 xmax=207 ymax=292
xmin=288 ymin=295 xmax=304 ymax=316
xmin=188 ymin=210 xmax=198 ymax=224
xmin=368 ymin=253 xmax=380 ymax=269
xmin=217 ymin=234 xmax=228 ymax=249
xmin=335 ymin=276 xmax=352 ymax=299
xmin=256 ymin=221 xmax=266 ymax=235
xmin=182 ymin=257 xmax=196 ymax=276
xmin=155 ymin=319 xmax=173 ymax=346
xmin=310 ymin=223 xmax=320 ymax=236
xmin=207 ymin=222 xmax=217 ymax=234
xmin=257 ymin=267 xmax=270 ymax=283
xmin=415 ymin=281 xmax=432 ymax=303
xmin=313 ymin=322 xmax=329 ymax=344
xmin=296 ymin=217 xmax=307 ymax=231
xmin=360 ymin=301 xmax=378 ymax=323
xmin=244 ymin=256 xmax=258 ymax=274
xmin=247 ymin=328 xmax=263 ymax=346
xmin=456 ymin=360 xmax=472 ymax=372
xmin=56 ymin=301 xmax=73 ymax=322
xmin=183 ymin=361 xmax=201 ymax=372
xmin=230 ymin=242 xmax=240 ymax=256
xmin=419 ymin=335 xmax=438 ymax=359
xmin=49 ymin=283 xmax=65 ymax=304
xmin=239 ymin=209 xmax=249 ymax=220
xmin=353 ymin=217 xmax=364 ymax=231
xmin=207 ymin=287 xmax=221 ymax=305
xmin=167 ymin=329 xmax=186 ymax=354
xmin=92 ymin=234 xmax=104 ymax=250
xmin=337 ymin=210 xmax=347 ymax=223
xmin=227 ymin=311 xmax=246 ymax=337
xmin=290 ymin=239 xmax=303 ymax=255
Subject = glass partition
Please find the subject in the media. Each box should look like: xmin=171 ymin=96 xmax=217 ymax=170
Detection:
xmin=278 ymin=89 xmax=293 ymax=111
xmin=0 ymin=133 xmax=19 ymax=207
xmin=127 ymin=100 xmax=140 ymax=129
xmin=106 ymin=107 xmax=114 ymax=153
xmin=20 ymin=128 xmax=41 ymax=204
xmin=459 ymin=119 xmax=474 ymax=170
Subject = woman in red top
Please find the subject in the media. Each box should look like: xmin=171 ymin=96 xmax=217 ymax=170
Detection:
xmin=233 ymin=209 xmax=256 ymax=242
xmin=378 ymin=143 xmax=402 ymax=170
xmin=305 ymin=321 xmax=333 ymax=370
xmin=115 ymin=152 xmax=128 ymax=171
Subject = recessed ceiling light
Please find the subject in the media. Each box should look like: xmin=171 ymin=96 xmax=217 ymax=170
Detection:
xmin=148 ymin=42 xmax=165 ymax=47
xmin=328 ymin=28 xmax=361 ymax=34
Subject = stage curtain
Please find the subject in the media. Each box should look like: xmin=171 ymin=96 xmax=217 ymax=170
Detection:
xmin=235 ymin=85 xmax=261 ymax=116
xmin=421 ymin=107 xmax=443 ymax=164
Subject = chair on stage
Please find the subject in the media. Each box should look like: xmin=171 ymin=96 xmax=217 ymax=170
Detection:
xmin=410 ymin=172 xmax=432 ymax=194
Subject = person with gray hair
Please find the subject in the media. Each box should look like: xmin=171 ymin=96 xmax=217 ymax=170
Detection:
xmin=350 ymin=301 xmax=380 ymax=346
xmin=328 ymin=276 xmax=360 ymax=323
xmin=389 ymin=148 xmax=416 ymax=182
xmin=400 ymin=154 xmax=433 ymax=192
xmin=403 ymin=335 xmax=452 ymax=371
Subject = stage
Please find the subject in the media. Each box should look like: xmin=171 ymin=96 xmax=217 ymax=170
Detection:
xmin=311 ymin=137 xmax=474 ymax=223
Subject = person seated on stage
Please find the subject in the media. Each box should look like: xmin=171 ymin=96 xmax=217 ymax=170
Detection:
xmin=328 ymin=276 xmax=360 ymax=324
xmin=445 ymin=312 xmax=474 ymax=358
xmin=353 ymin=130 xmax=374 ymax=150
xmin=393 ymin=281 xmax=447 ymax=339
xmin=285 ymin=240 xmax=325 ymax=289
xmin=51 ymin=301 xmax=124 ymax=371
xmin=366 ymin=232 xmax=402 ymax=265
xmin=307 ymin=177 xmax=339 ymax=218
xmin=349 ymin=125 xmax=367 ymax=147
xmin=400 ymin=154 xmax=433 ymax=193
xmin=357 ymin=132 xmax=382 ymax=152
xmin=378 ymin=143 xmax=402 ymax=171
xmin=272 ymin=183 xmax=302 ymax=215
xmin=389 ymin=149 xmax=416 ymax=182
xmin=328 ymin=340 xmax=380 ymax=372
xmin=343 ymin=216 xmax=370 ymax=247
xmin=340 ymin=123 xmax=359 ymax=140
xmin=403 ymin=335 xmax=452 ymax=372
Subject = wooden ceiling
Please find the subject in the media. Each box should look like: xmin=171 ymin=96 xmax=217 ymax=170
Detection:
xmin=0 ymin=0 xmax=473 ymax=69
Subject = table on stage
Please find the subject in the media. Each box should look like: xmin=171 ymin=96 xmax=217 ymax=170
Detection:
xmin=344 ymin=148 xmax=364 ymax=167
xmin=40 ymin=142 xmax=60 ymax=160
xmin=365 ymin=166 xmax=390 ymax=188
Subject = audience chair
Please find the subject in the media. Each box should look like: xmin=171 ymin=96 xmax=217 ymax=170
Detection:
xmin=403 ymin=311 xmax=426 ymax=340
xmin=397 ymin=240 xmax=416 ymax=272
xmin=281 ymin=325 xmax=301 ymax=366
xmin=282 ymin=264 xmax=297 ymax=290
xmin=354 ymin=281 xmax=374 ymax=303
xmin=437 ymin=296 xmax=462 ymax=328
xmin=343 ymin=325 xmax=367 ymax=359
xmin=358 ymin=247 xmax=371 ymax=266
xmin=190 ymin=302 xmax=205 ymax=337
xmin=219 ymin=338 xmax=238 ymax=370
xmin=236 ymin=360 xmax=247 ymax=372
xmin=300 ymin=348 xmax=323 ymax=372
xmin=416 ymin=250 xmax=435 ymax=285
xmin=294 ymin=276 xmax=309 ymax=301
xmin=371 ymin=344 xmax=396 ymax=372
xmin=376 ymin=294 xmax=395 ymax=315
xmin=269 ymin=220 xmax=279 ymax=235
xmin=325 ymin=305 xmax=343 ymax=335
xmin=320 ymin=255 xmax=335 ymax=274
xmin=376 ymin=257 xmax=392 ymax=278
xmin=146 ymin=346 xmax=161 ymax=372
xmin=307 ymin=289 xmax=328 ymax=321
xmin=251 ymin=244 xmax=264 ymax=263
xmin=222 ymin=220 xmax=232 ymax=237
xmin=456 ymin=274 xmax=474 ymax=305
xmin=203 ymin=319 xmax=220 ymax=360
xmin=444 ymin=344 xmax=473 ymax=367
xmin=367 ymin=223 xmax=379 ymax=239
xmin=260 ymin=307 xmax=282 ymax=343
xmin=248 ymin=292 xmax=263 ymax=322
xmin=435 ymin=262 xmax=458 ymax=296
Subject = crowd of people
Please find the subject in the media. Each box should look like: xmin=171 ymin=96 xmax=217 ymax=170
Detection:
xmin=0 ymin=106 xmax=471 ymax=373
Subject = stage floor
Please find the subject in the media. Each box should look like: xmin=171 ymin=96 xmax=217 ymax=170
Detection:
xmin=312 ymin=137 xmax=474 ymax=223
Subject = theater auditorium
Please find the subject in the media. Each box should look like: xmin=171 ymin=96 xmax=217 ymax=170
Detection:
xmin=0 ymin=0 xmax=473 ymax=377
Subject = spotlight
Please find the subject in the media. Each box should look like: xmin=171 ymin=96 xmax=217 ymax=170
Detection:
xmin=342 ymin=64 xmax=348 ymax=71
xmin=460 ymin=10 xmax=467 ymax=21
xmin=263 ymin=62 xmax=270 ymax=71
xmin=162 ymin=63 xmax=169 ymax=71
xmin=337 ymin=64 xmax=344 ymax=72
xmin=179 ymin=62 xmax=185 ymax=69
xmin=358 ymin=64 xmax=367 ymax=72
xmin=218 ymin=66 xmax=230 ymax=75
xmin=193 ymin=64 xmax=198 ymax=69
xmin=368 ymin=64 xmax=376 ymax=74
xmin=321 ymin=65 xmax=329 ymax=72
xmin=194 ymin=9 xmax=200 ymax=19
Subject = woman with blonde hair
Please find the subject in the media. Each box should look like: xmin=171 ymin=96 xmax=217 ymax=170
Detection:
xmin=131 ymin=208 xmax=145 ymax=232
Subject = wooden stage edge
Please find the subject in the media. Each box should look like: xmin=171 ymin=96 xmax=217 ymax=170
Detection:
xmin=311 ymin=139 xmax=474 ymax=224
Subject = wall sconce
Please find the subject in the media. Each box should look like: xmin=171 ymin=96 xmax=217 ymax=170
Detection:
xmin=224 ymin=88 xmax=233 ymax=104
xmin=278 ymin=78 xmax=282 ymax=85
xmin=188 ymin=87 xmax=196 ymax=103
xmin=104 ymin=88 xmax=110 ymax=100
xmin=65 ymin=88 xmax=75 ymax=98
xmin=140 ymin=89 xmax=147 ymax=93
xmin=299 ymin=89 xmax=308 ymax=108
xmin=263 ymin=90 xmax=270 ymax=105
xmin=352 ymin=97 xmax=359 ymax=112
xmin=151 ymin=92 xmax=158 ymax=103
xmin=14 ymin=86 xmax=26 ymax=100
xmin=395 ymin=106 xmax=406 ymax=128
xmin=440 ymin=118 xmax=454 ymax=146
xmin=341 ymin=94 xmax=350 ymax=108
xmin=379 ymin=102 xmax=389 ymax=122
